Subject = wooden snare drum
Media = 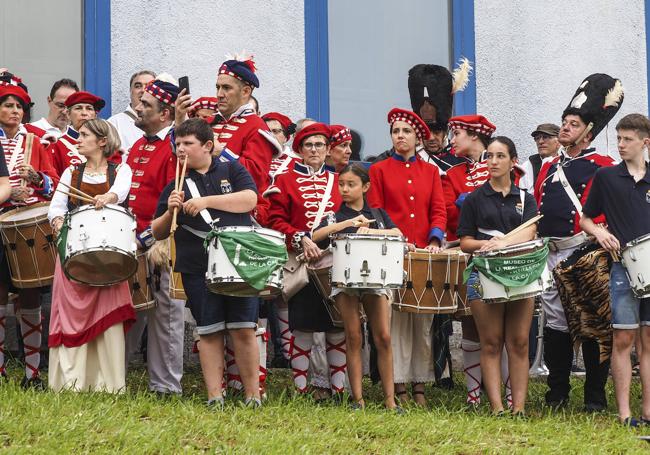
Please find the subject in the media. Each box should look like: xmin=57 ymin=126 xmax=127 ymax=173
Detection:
xmin=168 ymin=237 xmax=186 ymax=301
xmin=129 ymin=250 xmax=156 ymax=311
xmin=394 ymin=249 xmax=468 ymax=314
xmin=0 ymin=202 xmax=56 ymax=288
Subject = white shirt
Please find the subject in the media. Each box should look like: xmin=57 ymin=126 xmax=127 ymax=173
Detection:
xmin=108 ymin=105 xmax=144 ymax=162
xmin=29 ymin=117 xmax=64 ymax=140
xmin=48 ymin=163 xmax=133 ymax=221
xmin=519 ymin=159 xmax=535 ymax=192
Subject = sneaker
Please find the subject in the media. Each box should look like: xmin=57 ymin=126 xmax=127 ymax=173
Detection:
xmin=20 ymin=375 xmax=45 ymax=390
xmin=622 ymin=417 xmax=641 ymax=428
xmin=571 ymin=364 xmax=586 ymax=376
xmin=206 ymin=397 xmax=225 ymax=410
xmin=243 ymin=397 xmax=262 ymax=408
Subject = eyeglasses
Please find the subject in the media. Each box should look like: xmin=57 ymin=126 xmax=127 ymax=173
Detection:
xmin=533 ymin=134 xmax=553 ymax=142
xmin=53 ymin=102 xmax=66 ymax=109
xmin=270 ymin=128 xmax=284 ymax=135
xmin=302 ymin=142 xmax=327 ymax=151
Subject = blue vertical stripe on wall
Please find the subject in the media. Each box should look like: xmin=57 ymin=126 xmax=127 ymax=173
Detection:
xmin=304 ymin=0 xmax=330 ymax=123
xmin=452 ymin=0 xmax=477 ymax=115
xmin=84 ymin=0 xmax=112 ymax=118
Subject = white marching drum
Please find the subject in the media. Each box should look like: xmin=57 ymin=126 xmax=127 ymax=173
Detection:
xmin=206 ymin=226 xmax=284 ymax=297
xmin=622 ymin=233 xmax=650 ymax=298
xmin=330 ymin=233 xmax=405 ymax=289
xmin=475 ymin=239 xmax=553 ymax=304
xmin=63 ymin=204 xmax=138 ymax=286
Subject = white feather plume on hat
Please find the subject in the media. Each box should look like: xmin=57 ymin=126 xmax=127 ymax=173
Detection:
xmin=604 ymin=80 xmax=624 ymax=108
xmin=451 ymin=57 xmax=472 ymax=94
xmin=156 ymin=72 xmax=178 ymax=86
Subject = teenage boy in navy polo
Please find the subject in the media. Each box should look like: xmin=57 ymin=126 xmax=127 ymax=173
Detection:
xmin=580 ymin=113 xmax=650 ymax=426
xmin=151 ymin=118 xmax=261 ymax=408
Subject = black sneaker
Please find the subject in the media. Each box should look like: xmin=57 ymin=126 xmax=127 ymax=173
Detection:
xmin=21 ymin=375 xmax=45 ymax=390
xmin=243 ymin=397 xmax=262 ymax=409
xmin=206 ymin=397 xmax=225 ymax=410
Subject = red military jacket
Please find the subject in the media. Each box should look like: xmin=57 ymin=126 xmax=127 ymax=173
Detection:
xmin=265 ymin=161 xmax=342 ymax=250
xmin=0 ymin=125 xmax=57 ymax=208
xmin=367 ymin=153 xmax=447 ymax=248
xmin=534 ymin=148 xmax=614 ymax=237
xmin=127 ymin=126 xmax=177 ymax=233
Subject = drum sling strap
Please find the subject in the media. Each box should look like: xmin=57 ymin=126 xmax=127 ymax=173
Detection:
xmin=182 ymin=178 xmax=216 ymax=239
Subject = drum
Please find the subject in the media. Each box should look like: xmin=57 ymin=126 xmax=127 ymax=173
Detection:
xmin=475 ymin=239 xmax=553 ymax=304
xmin=621 ymin=233 xmax=650 ymax=298
xmin=129 ymin=251 xmax=155 ymax=311
xmin=308 ymin=253 xmax=343 ymax=327
xmin=453 ymin=252 xmax=471 ymax=317
xmin=168 ymin=237 xmax=186 ymax=301
xmin=394 ymin=249 xmax=468 ymax=314
xmin=0 ymin=202 xmax=56 ymax=288
xmin=331 ymin=234 xmax=405 ymax=289
xmin=206 ymin=226 xmax=285 ymax=297
xmin=63 ymin=204 xmax=137 ymax=286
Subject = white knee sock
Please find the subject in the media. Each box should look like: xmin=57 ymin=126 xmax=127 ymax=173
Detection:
xmin=277 ymin=307 xmax=292 ymax=360
xmin=501 ymin=347 xmax=512 ymax=409
xmin=461 ymin=339 xmax=481 ymax=405
xmin=224 ymin=334 xmax=242 ymax=391
xmin=290 ymin=330 xmax=313 ymax=392
xmin=0 ymin=305 xmax=6 ymax=374
xmin=19 ymin=308 xmax=41 ymax=379
xmin=256 ymin=326 xmax=268 ymax=398
xmin=325 ymin=331 xmax=346 ymax=394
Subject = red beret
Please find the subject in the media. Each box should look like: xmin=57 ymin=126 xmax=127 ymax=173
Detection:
xmin=262 ymin=112 xmax=295 ymax=138
xmin=448 ymin=114 xmax=496 ymax=136
xmin=65 ymin=91 xmax=105 ymax=112
xmin=329 ymin=125 xmax=352 ymax=148
xmin=0 ymin=84 xmax=31 ymax=107
xmin=292 ymin=122 xmax=331 ymax=153
xmin=188 ymin=97 xmax=219 ymax=117
xmin=387 ymin=108 xmax=431 ymax=140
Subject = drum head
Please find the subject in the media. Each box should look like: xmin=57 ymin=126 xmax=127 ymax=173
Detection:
xmin=0 ymin=202 xmax=49 ymax=224
xmin=65 ymin=250 xmax=138 ymax=286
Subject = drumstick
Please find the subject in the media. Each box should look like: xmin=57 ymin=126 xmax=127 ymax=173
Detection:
xmin=170 ymin=157 xmax=188 ymax=234
xmin=56 ymin=189 xmax=95 ymax=204
xmin=502 ymin=214 xmax=543 ymax=241
xmin=20 ymin=133 xmax=34 ymax=188
xmin=174 ymin=155 xmax=180 ymax=192
xmin=56 ymin=180 xmax=95 ymax=200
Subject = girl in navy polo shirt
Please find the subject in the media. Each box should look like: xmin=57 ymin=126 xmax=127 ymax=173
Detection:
xmin=457 ymin=136 xmax=538 ymax=416
xmin=313 ymin=164 xmax=401 ymax=411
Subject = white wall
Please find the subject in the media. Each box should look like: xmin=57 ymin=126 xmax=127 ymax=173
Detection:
xmin=110 ymin=0 xmax=306 ymax=122
xmin=475 ymin=0 xmax=648 ymax=160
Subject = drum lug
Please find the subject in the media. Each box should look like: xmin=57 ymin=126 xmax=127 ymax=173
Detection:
xmin=360 ymin=261 xmax=370 ymax=278
xmin=382 ymin=242 xmax=387 ymax=255
xmin=639 ymin=273 xmax=645 ymax=286
xmin=381 ymin=269 xmax=386 ymax=281
xmin=345 ymin=241 xmax=351 ymax=254
xmin=629 ymin=250 xmax=637 ymax=261
xmin=344 ymin=267 xmax=350 ymax=280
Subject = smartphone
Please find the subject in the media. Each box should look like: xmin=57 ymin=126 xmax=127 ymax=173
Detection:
xmin=178 ymin=76 xmax=190 ymax=95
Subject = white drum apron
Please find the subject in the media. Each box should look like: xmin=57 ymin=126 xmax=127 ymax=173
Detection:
xmin=206 ymin=226 xmax=284 ymax=297
xmin=622 ymin=233 xmax=650 ymax=298
xmin=475 ymin=239 xmax=553 ymax=304
xmin=63 ymin=204 xmax=138 ymax=286
xmin=331 ymin=234 xmax=405 ymax=289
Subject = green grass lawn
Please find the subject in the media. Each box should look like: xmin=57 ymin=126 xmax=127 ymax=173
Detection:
xmin=1 ymin=362 xmax=649 ymax=454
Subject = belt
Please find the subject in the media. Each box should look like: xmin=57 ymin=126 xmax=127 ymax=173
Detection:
xmin=181 ymin=224 xmax=210 ymax=239
xmin=547 ymin=232 xmax=588 ymax=252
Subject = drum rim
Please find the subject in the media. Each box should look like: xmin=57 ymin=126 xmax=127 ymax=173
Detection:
xmin=331 ymin=280 xmax=403 ymax=289
xmin=331 ymin=233 xmax=405 ymax=242
xmin=0 ymin=201 xmax=50 ymax=226
xmin=623 ymin=233 xmax=650 ymax=250
xmin=212 ymin=225 xmax=285 ymax=240
xmin=64 ymin=248 xmax=138 ymax=286
xmin=69 ymin=203 xmax=135 ymax=219
xmin=475 ymin=238 xmax=546 ymax=257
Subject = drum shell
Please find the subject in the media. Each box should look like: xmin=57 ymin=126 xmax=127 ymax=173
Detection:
xmin=205 ymin=226 xmax=284 ymax=297
xmin=129 ymin=250 xmax=156 ymax=311
xmin=168 ymin=237 xmax=187 ymax=301
xmin=394 ymin=250 xmax=468 ymax=314
xmin=63 ymin=204 xmax=138 ymax=286
xmin=622 ymin=233 xmax=650 ymax=299
xmin=475 ymin=239 xmax=553 ymax=304
xmin=331 ymin=234 xmax=405 ymax=289
xmin=0 ymin=202 xmax=56 ymax=288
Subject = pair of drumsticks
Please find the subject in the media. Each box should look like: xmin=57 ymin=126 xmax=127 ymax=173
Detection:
xmin=170 ymin=156 xmax=188 ymax=233
xmin=56 ymin=180 xmax=95 ymax=204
